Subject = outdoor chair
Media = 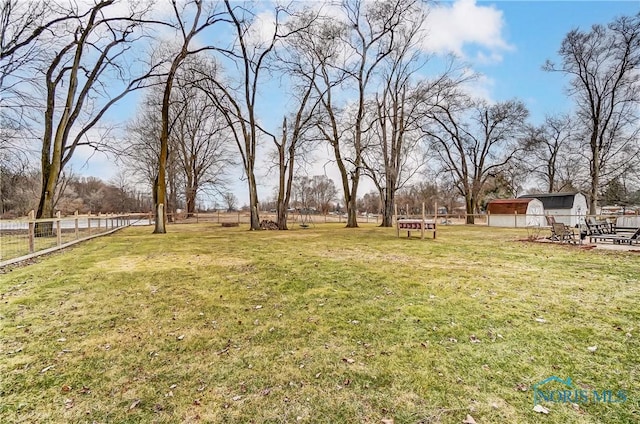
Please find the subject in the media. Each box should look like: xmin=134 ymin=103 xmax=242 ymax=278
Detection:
xmin=546 ymin=216 xmax=559 ymax=240
xmin=551 ymin=222 xmax=578 ymax=244
xmin=586 ymin=218 xmax=615 ymax=235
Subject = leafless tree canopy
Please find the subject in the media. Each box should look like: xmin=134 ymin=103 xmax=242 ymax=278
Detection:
xmin=545 ymin=13 xmax=640 ymax=213
xmin=3 ymin=1 xmax=639 ymax=225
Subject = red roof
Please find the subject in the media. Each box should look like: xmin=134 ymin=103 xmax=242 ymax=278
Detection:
xmin=487 ymin=198 xmax=536 ymax=214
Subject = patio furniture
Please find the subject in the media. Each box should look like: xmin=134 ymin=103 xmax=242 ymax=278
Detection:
xmin=589 ymin=227 xmax=640 ymax=245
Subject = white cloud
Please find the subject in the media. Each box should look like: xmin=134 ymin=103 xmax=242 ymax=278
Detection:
xmin=422 ymin=0 xmax=512 ymax=62
xmin=462 ymin=73 xmax=495 ymax=103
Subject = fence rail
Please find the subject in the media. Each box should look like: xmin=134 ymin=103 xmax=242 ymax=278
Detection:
xmin=0 ymin=211 xmax=150 ymax=266
xmin=4 ymin=209 xmax=637 ymax=266
xmin=163 ymin=211 xmax=636 ymax=228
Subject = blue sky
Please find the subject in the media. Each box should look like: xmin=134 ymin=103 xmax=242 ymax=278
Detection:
xmin=472 ymin=0 xmax=639 ymax=122
xmin=74 ymin=0 xmax=640 ymax=206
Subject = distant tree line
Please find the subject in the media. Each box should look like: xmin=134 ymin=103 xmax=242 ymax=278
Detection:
xmin=0 ymin=166 xmax=151 ymax=218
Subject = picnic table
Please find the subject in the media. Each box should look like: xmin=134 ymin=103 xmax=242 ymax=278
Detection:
xmin=396 ymin=219 xmax=437 ymax=239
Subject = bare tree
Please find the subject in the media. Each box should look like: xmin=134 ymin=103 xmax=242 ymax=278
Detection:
xmin=0 ymin=0 xmax=79 ymax=126
xmin=423 ymin=97 xmax=530 ymax=223
xmin=266 ymin=11 xmax=324 ymax=230
xmin=153 ymin=0 xmax=227 ymax=233
xmin=523 ymin=115 xmax=584 ymax=193
xmin=294 ymin=0 xmax=420 ymax=227
xmin=222 ymin=192 xmax=238 ymax=212
xmin=123 ymin=86 xmax=182 ymax=220
xmin=271 ymin=106 xmax=317 ymax=229
xmin=172 ymin=60 xmax=234 ymax=217
xmin=22 ymin=0 xmax=163 ymax=235
xmin=310 ymin=175 xmax=338 ymax=214
xmin=544 ymin=13 xmax=640 ymax=213
xmin=361 ymin=8 xmax=467 ymax=227
xmin=197 ymin=1 xmax=304 ymax=230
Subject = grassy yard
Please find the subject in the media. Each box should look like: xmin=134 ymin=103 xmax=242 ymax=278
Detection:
xmin=0 ymin=223 xmax=638 ymax=423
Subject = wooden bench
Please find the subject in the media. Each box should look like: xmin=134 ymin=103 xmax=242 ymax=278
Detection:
xmin=397 ymin=219 xmax=437 ymax=239
xmin=589 ymin=226 xmax=640 ymax=244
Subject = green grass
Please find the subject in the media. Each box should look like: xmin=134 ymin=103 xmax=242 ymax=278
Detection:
xmin=1 ymin=223 xmax=638 ymax=423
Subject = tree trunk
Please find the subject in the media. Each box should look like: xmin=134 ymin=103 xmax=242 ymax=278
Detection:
xmin=381 ymin=187 xmax=394 ymax=227
xmin=589 ymin=144 xmax=600 ymax=215
xmin=35 ymin=167 xmax=58 ymax=236
xmin=346 ymin=181 xmax=359 ymax=228
xmin=154 ymin=202 xmax=166 ymax=233
xmin=155 ymin=92 xmax=169 ymax=232
xmin=186 ymin=187 xmax=196 ymax=217
xmin=248 ymin=171 xmax=260 ymax=230
xmin=276 ymin=118 xmax=289 ymax=230
xmin=465 ymin=196 xmax=475 ymax=224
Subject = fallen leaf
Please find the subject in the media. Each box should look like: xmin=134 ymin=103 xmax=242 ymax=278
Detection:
xmin=533 ymin=404 xmax=550 ymax=414
xmin=381 ymin=419 xmax=394 ymax=424
xmin=64 ymin=398 xmax=74 ymax=410
xmin=57 ymin=338 xmax=66 ymax=342
xmin=342 ymin=358 xmax=355 ymax=364
xmin=469 ymin=335 xmax=481 ymax=343
xmin=169 ymin=384 xmax=177 ymax=389
xmin=193 ymin=399 xmax=201 ymax=406
xmin=40 ymin=365 xmax=55 ymax=374
xmin=535 ymin=318 xmax=546 ymax=323
xmin=587 ymin=345 xmax=597 ymax=352
xmin=232 ymin=395 xmax=242 ymax=401
xmin=462 ymin=414 xmax=477 ymax=424
xmin=514 ymin=383 xmax=528 ymax=392
xmin=255 ymin=305 xmax=263 ymax=309
xmin=129 ymin=399 xmax=141 ymax=410
xmin=61 ymin=384 xmax=72 ymax=393
xmin=177 ymin=335 xmax=185 ymax=341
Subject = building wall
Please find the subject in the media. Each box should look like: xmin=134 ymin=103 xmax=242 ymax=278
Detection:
xmin=488 ymin=200 xmax=544 ymax=227
xmin=543 ymin=194 xmax=587 ymax=227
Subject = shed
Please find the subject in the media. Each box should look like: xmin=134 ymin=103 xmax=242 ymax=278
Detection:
xmin=519 ymin=192 xmax=587 ymax=227
xmin=487 ymin=198 xmax=545 ymax=228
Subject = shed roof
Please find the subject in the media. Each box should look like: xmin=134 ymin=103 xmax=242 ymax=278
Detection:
xmin=487 ymin=198 xmax=537 ymax=215
xmin=519 ymin=192 xmax=579 ymax=209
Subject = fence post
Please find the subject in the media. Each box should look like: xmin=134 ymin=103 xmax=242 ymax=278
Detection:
xmin=88 ymin=214 xmax=92 ymax=236
xmin=28 ymin=210 xmax=35 ymax=253
xmin=56 ymin=211 xmax=62 ymax=246
xmin=74 ymin=210 xmax=79 ymax=239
